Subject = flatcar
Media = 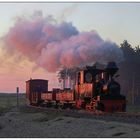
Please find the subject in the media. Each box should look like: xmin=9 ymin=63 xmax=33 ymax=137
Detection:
xmin=26 ymin=62 xmax=126 ymax=112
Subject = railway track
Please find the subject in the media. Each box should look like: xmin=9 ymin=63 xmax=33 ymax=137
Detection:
xmin=22 ymin=105 xmax=140 ymax=125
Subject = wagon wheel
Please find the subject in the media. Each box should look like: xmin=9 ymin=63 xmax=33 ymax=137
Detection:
xmin=122 ymin=104 xmax=126 ymax=112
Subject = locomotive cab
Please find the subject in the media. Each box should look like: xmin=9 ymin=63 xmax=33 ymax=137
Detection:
xmin=75 ymin=63 xmax=106 ymax=109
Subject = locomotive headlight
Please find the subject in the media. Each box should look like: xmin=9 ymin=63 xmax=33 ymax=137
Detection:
xmin=103 ymin=85 xmax=108 ymax=91
xmin=85 ymin=72 xmax=93 ymax=83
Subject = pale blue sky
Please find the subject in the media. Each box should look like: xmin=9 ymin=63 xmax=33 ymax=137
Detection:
xmin=0 ymin=3 xmax=140 ymax=46
xmin=0 ymin=2 xmax=140 ymax=92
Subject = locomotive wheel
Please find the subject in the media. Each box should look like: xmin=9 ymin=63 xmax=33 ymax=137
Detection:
xmin=96 ymin=103 xmax=105 ymax=111
xmin=61 ymin=103 xmax=73 ymax=109
xmin=54 ymin=104 xmax=59 ymax=109
xmin=46 ymin=102 xmax=52 ymax=108
xmin=122 ymin=104 xmax=126 ymax=112
xmin=62 ymin=103 xmax=68 ymax=109
xmin=69 ymin=104 xmax=74 ymax=109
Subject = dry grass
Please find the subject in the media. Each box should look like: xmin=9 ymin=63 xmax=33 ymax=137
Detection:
xmin=0 ymin=93 xmax=140 ymax=137
xmin=112 ymin=132 xmax=126 ymax=137
xmin=0 ymin=93 xmax=140 ymax=116
xmin=0 ymin=93 xmax=26 ymax=115
xmin=126 ymin=105 xmax=140 ymax=115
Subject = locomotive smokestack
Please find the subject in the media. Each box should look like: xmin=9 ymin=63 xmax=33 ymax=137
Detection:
xmin=106 ymin=61 xmax=119 ymax=79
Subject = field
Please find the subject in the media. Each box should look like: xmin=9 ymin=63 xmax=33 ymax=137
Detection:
xmin=0 ymin=93 xmax=140 ymax=138
xmin=0 ymin=93 xmax=26 ymax=115
xmin=0 ymin=93 xmax=140 ymax=115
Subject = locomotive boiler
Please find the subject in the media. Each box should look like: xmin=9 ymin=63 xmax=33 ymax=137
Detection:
xmin=26 ymin=62 xmax=126 ymax=112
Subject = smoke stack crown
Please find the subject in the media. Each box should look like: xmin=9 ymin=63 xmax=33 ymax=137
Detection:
xmin=106 ymin=61 xmax=118 ymax=77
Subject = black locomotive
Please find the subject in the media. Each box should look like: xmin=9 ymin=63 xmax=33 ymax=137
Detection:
xmin=26 ymin=62 xmax=126 ymax=112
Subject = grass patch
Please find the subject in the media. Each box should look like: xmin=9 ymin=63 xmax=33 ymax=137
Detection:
xmin=0 ymin=124 xmax=3 ymax=130
xmin=133 ymin=128 xmax=139 ymax=132
xmin=108 ymin=126 xmax=116 ymax=129
xmin=112 ymin=132 xmax=126 ymax=137
xmin=66 ymin=120 xmax=72 ymax=123
xmin=19 ymin=106 xmax=41 ymax=113
xmin=0 ymin=93 xmax=26 ymax=115
xmin=0 ymin=107 xmax=11 ymax=116
xmin=32 ymin=114 xmax=64 ymax=122
xmin=54 ymin=118 xmax=64 ymax=122
xmin=32 ymin=115 xmax=49 ymax=122
xmin=126 ymin=105 xmax=140 ymax=114
xmin=37 ymin=118 xmax=49 ymax=122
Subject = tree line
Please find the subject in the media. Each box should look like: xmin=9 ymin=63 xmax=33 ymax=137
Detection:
xmin=118 ymin=40 xmax=140 ymax=104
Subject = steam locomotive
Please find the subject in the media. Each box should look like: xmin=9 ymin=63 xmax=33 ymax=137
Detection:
xmin=26 ymin=62 xmax=126 ymax=112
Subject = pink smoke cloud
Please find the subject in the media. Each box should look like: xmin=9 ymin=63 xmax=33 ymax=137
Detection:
xmin=3 ymin=11 xmax=123 ymax=73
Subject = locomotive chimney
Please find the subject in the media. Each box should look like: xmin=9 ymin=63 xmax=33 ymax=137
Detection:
xmin=106 ymin=61 xmax=118 ymax=79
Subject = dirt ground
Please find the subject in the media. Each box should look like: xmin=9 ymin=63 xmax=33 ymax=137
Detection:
xmin=0 ymin=94 xmax=140 ymax=138
xmin=0 ymin=108 xmax=140 ymax=138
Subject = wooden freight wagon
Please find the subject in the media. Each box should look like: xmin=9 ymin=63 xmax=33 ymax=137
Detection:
xmin=26 ymin=79 xmax=48 ymax=105
xmin=56 ymin=89 xmax=75 ymax=108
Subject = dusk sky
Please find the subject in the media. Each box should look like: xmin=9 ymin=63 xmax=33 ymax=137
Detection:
xmin=0 ymin=2 xmax=140 ymax=93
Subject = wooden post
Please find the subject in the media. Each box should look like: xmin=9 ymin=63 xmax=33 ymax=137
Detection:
xmin=16 ymin=87 xmax=19 ymax=109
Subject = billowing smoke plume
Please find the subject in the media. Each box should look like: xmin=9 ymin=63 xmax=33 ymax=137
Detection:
xmin=3 ymin=11 xmax=123 ymax=73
